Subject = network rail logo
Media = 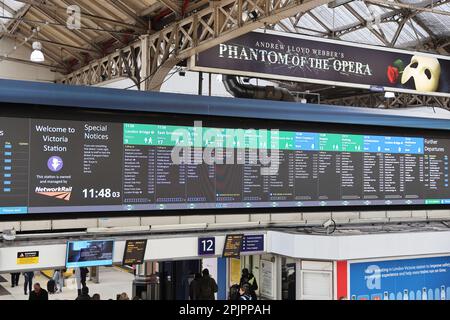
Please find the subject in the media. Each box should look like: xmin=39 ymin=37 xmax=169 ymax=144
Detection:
xmin=35 ymin=186 xmax=72 ymax=201
xmin=170 ymin=121 xmax=280 ymax=175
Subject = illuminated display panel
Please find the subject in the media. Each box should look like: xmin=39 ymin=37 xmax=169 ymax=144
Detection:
xmin=0 ymin=106 xmax=449 ymax=218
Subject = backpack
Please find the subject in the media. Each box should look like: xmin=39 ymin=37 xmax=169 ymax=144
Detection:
xmin=47 ymin=279 xmax=56 ymax=294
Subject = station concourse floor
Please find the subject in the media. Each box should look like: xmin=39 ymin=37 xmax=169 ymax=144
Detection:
xmin=0 ymin=266 xmax=134 ymax=300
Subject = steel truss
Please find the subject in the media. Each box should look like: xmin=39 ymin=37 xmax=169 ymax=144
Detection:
xmin=59 ymin=0 xmax=333 ymax=89
xmin=324 ymin=92 xmax=450 ymax=109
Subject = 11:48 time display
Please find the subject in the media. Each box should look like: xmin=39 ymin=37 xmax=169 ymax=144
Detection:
xmin=82 ymin=188 xmax=121 ymax=199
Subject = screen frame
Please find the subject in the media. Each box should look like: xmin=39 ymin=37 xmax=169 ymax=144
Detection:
xmin=65 ymin=239 xmax=115 ymax=268
xmin=0 ymin=102 xmax=449 ymax=221
xmin=122 ymin=239 xmax=148 ymax=265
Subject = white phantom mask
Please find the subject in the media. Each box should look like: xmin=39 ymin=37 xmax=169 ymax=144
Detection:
xmin=401 ymin=55 xmax=441 ymax=92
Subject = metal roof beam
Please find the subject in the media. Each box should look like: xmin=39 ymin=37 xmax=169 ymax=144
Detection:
xmin=0 ymin=1 xmax=16 ymax=15
xmin=307 ymin=11 xmax=333 ymax=34
xmin=13 ymin=0 xmax=147 ymax=31
xmin=343 ymin=3 xmax=390 ymax=45
xmin=159 ymin=0 xmax=182 ymax=15
xmin=31 ymin=4 xmax=104 ymax=53
xmin=0 ymin=55 xmax=65 ymax=71
xmin=390 ymin=14 xmax=409 ymax=47
xmin=0 ymin=3 xmax=31 ymax=36
xmin=366 ymin=0 xmax=450 ymax=16
xmin=0 ymin=31 xmax=97 ymax=55
xmin=60 ymin=0 xmax=335 ymax=86
xmin=105 ymin=0 xmax=148 ymax=28
xmin=56 ymin=0 xmax=127 ymax=45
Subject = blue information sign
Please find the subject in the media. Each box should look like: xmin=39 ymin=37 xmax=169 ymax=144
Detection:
xmin=241 ymin=235 xmax=264 ymax=252
xmin=198 ymin=237 xmax=215 ymax=256
xmin=349 ymin=255 xmax=450 ymax=300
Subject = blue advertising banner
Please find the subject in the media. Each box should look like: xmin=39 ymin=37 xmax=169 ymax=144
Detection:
xmin=349 ymin=256 xmax=450 ymax=300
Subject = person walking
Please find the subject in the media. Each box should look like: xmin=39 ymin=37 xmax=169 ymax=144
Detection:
xmin=10 ymin=272 xmax=20 ymax=288
xmin=74 ymin=268 xmax=82 ymax=296
xmin=52 ymin=269 xmax=64 ymax=293
xmin=29 ymin=283 xmax=48 ymax=301
xmin=189 ymin=273 xmax=202 ymax=300
xmin=198 ymin=269 xmax=218 ymax=300
xmin=239 ymin=268 xmax=258 ymax=300
xmin=80 ymin=267 xmax=89 ymax=290
xmin=23 ymin=271 xmax=34 ymax=295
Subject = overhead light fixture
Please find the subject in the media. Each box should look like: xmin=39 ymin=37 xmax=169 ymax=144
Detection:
xmin=30 ymin=41 xmax=44 ymax=62
xmin=384 ymin=91 xmax=396 ymax=99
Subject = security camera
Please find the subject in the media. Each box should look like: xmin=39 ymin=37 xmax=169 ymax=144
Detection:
xmin=2 ymin=228 xmax=16 ymax=241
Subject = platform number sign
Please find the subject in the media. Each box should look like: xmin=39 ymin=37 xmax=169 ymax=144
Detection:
xmin=198 ymin=237 xmax=215 ymax=256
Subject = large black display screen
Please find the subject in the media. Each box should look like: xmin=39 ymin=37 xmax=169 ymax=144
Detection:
xmin=0 ymin=111 xmax=449 ymax=217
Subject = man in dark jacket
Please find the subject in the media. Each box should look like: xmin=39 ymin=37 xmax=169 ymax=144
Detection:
xmin=80 ymin=267 xmax=89 ymax=290
xmin=189 ymin=273 xmax=202 ymax=300
xmin=239 ymin=268 xmax=258 ymax=300
xmin=198 ymin=269 xmax=218 ymax=300
xmin=29 ymin=283 xmax=48 ymax=301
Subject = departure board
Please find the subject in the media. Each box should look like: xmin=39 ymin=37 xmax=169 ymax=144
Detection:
xmin=123 ymin=239 xmax=147 ymax=265
xmin=223 ymin=234 xmax=244 ymax=258
xmin=0 ymin=113 xmax=449 ymax=217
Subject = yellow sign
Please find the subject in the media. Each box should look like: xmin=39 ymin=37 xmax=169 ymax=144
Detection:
xmin=17 ymin=251 xmax=39 ymax=265
xmin=229 ymin=258 xmax=241 ymax=286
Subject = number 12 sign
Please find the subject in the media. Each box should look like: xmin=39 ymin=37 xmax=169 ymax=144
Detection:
xmin=198 ymin=237 xmax=215 ymax=256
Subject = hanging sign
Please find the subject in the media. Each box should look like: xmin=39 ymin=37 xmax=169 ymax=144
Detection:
xmin=190 ymin=30 xmax=450 ymax=97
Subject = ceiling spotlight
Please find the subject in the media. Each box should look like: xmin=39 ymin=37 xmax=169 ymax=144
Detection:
xmin=248 ymin=10 xmax=259 ymax=21
xmin=30 ymin=41 xmax=44 ymax=62
xmin=384 ymin=91 xmax=395 ymax=99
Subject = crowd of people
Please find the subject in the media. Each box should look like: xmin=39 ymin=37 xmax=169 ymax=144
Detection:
xmin=8 ymin=268 xmax=134 ymax=301
xmin=9 ymin=266 xmax=259 ymax=301
xmin=188 ymin=267 xmax=258 ymax=301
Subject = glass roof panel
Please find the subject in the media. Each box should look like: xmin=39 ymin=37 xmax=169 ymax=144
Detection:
xmin=297 ymin=13 xmax=329 ymax=33
xmin=339 ymin=27 xmax=386 ymax=46
xmin=310 ymin=4 xmax=360 ymax=30
xmin=4 ymin=0 xmax=24 ymax=11
xmin=416 ymin=10 xmax=450 ymax=35
xmin=0 ymin=1 xmax=25 ymax=26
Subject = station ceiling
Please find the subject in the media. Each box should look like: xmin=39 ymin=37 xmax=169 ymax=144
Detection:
xmin=0 ymin=0 xmax=448 ymax=76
